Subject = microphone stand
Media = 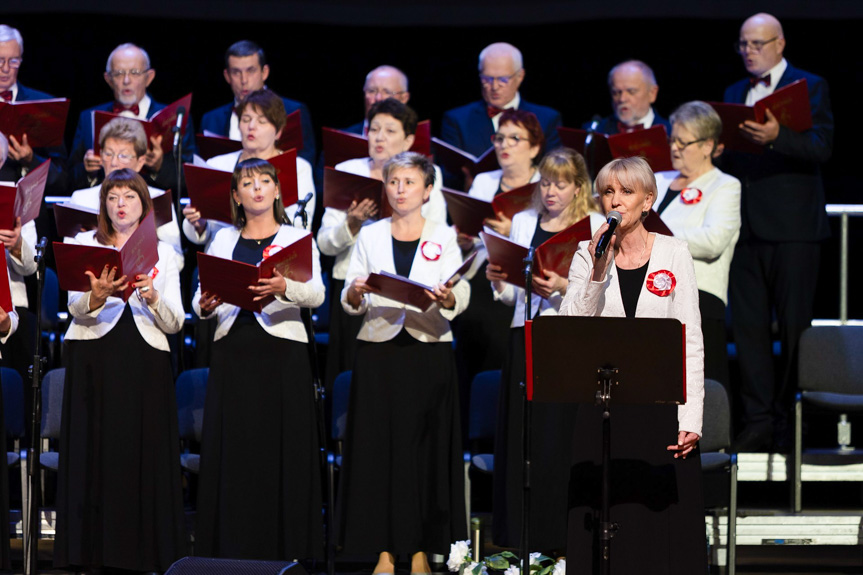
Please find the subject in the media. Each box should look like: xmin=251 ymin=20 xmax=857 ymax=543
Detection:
xmin=520 ymin=246 xmax=535 ymax=575
xmin=24 ymin=238 xmax=48 ymax=575
xmin=585 ymin=116 xmax=600 ymax=181
xmin=173 ymin=111 xmax=185 ymax=221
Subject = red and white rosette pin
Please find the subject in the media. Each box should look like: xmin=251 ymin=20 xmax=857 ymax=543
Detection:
xmin=680 ymin=187 xmax=703 ymax=205
xmin=262 ymin=244 xmax=284 ymax=259
xmin=421 ymin=241 xmax=442 ymax=261
xmin=646 ymin=269 xmax=676 ymax=297
xmin=149 ymin=266 xmax=159 ymax=280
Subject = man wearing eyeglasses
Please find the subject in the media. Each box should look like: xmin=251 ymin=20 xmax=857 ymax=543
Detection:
xmin=440 ymin=42 xmax=562 ymax=188
xmin=200 ymin=40 xmax=315 ymax=166
xmin=68 ymin=43 xmax=196 ymax=192
xmin=722 ymin=13 xmax=833 ymax=452
xmin=586 ymin=60 xmax=671 ymax=135
xmin=344 ymin=65 xmax=410 ymax=136
xmin=0 ymin=24 xmax=68 ymax=194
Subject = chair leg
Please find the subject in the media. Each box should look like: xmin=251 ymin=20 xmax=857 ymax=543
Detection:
xmin=19 ymin=451 xmax=28 ymax=553
xmin=327 ymin=458 xmax=335 ymax=575
xmin=728 ymin=457 xmax=737 ymax=575
xmin=464 ymin=458 xmax=471 ymax=534
xmin=793 ymin=394 xmax=803 ymax=513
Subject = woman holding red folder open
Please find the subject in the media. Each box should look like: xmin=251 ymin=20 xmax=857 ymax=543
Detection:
xmin=54 ymin=168 xmax=186 ymax=572
xmin=193 ymin=158 xmax=325 ymax=560
xmin=485 ymin=147 xmax=603 ymax=552
xmin=339 ymin=152 xmax=468 ymax=574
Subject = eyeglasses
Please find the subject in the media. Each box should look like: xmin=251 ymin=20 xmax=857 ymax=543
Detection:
xmin=734 ymin=36 xmax=779 ymax=54
xmin=106 ymin=69 xmax=150 ymax=79
xmin=101 ymin=151 xmax=137 ymax=163
xmin=491 ymin=134 xmax=529 ymax=147
xmin=668 ymin=137 xmax=706 ymax=150
xmin=479 ymin=70 xmax=521 ymax=86
xmin=364 ymin=88 xmax=406 ymax=98
xmin=0 ymin=57 xmax=22 ymax=69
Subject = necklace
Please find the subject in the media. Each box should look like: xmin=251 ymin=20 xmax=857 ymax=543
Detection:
xmin=242 ymin=224 xmax=279 ymax=245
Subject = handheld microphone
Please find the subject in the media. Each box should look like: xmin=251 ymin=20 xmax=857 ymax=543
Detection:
xmin=294 ymin=192 xmax=314 ymax=219
xmin=594 ymin=211 xmax=621 ymax=259
xmin=172 ymin=106 xmax=186 ymax=148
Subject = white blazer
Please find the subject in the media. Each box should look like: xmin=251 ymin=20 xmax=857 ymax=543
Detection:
xmin=70 ymin=184 xmax=185 ymax=272
xmin=493 ymin=209 xmax=606 ymax=327
xmin=7 ymin=221 xmax=37 ymax=308
xmin=560 ymin=234 xmax=705 ymax=437
xmin=64 ymin=232 xmax=184 ymax=352
xmin=341 ymin=218 xmax=470 ymax=343
xmin=192 ymin=224 xmax=325 ymax=342
xmin=653 ymin=168 xmax=741 ymax=305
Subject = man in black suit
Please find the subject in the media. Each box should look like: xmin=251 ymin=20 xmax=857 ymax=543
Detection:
xmin=585 ymin=60 xmax=670 ymax=135
xmin=344 ymin=65 xmax=410 ymax=135
xmin=200 ymin=40 xmax=316 ymax=166
xmin=441 ymin=42 xmax=562 ymax=188
xmin=68 ymin=43 xmax=195 ymax=192
xmin=0 ymin=24 xmax=67 ymax=193
xmin=723 ymin=13 xmax=833 ymax=451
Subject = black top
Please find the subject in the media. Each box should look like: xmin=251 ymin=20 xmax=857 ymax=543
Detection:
xmin=233 ymin=232 xmax=277 ymax=322
xmin=617 ymin=260 xmax=649 ymax=319
xmin=656 ymin=188 xmax=681 ymax=215
xmin=392 ymin=237 xmax=420 ymax=278
xmin=531 ymin=218 xmax=557 ymax=249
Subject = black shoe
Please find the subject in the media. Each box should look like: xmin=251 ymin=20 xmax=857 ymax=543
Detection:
xmin=733 ymin=425 xmax=773 ymax=452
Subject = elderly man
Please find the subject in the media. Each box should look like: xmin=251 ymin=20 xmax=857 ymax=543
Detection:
xmin=344 ymin=65 xmax=410 ymax=135
xmin=68 ymin=43 xmax=196 ymax=192
xmin=723 ymin=13 xmax=833 ymax=452
xmin=200 ymin=40 xmax=315 ymax=166
xmin=0 ymin=24 xmax=67 ymax=194
xmin=586 ymin=60 xmax=670 ymax=135
xmin=441 ymin=42 xmax=561 ymax=163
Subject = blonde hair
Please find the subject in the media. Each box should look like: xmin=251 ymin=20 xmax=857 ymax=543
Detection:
xmin=594 ymin=156 xmax=656 ymax=219
xmin=532 ymin=147 xmax=599 ymax=225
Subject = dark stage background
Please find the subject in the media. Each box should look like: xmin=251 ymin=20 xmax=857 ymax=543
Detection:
xmin=3 ymin=5 xmax=861 ymax=319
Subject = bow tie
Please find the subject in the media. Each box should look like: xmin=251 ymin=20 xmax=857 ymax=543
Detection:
xmin=487 ymin=105 xmax=505 ymax=118
xmin=0 ymin=90 xmax=12 ymax=102
xmin=749 ymin=74 xmax=771 ymax=88
xmin=617 ymin=121 xmax=644 ymax=134
xmin=112 ymin=102 xmax=140 ymax=115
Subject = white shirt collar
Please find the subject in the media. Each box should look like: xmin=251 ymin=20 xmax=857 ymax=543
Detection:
xmin=491 ymin=92 xmax=521 ymax=131
xmin=6 ymin=83 xmax=18 ymax=101
xmin=117 ymin=93 xmax=151 ymax=120
xmin=746 ymin=58 xmax=787 ymax=105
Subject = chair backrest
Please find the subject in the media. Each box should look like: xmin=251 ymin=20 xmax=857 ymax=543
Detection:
xmin=41 ymin=368 xmax=66 ymax=439
xmin=41 ymin=268 xmax=60 ymax=330
xmin=469 ymin=370 xmax=501 ymax=442
xmin=176 ymin=368 xmax=208 ymax=442
xmin=701 ymin=378 xmax=731 ymax=453
xmin=799 ymin=326 xmax=863 ymax=394
xmin=331 ymin=371 xmax=351 ymax=441
xmin=0 ymin=368 xmax=24 ymax=439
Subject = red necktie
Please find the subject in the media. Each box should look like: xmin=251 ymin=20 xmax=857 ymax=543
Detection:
xmin=749 ymin=74 xmax=771 ymax=87
xmin=112 ymin=102 xmax=140 ymax=115
xmin=487 ymin=105 xmax=505 ymax=118
xmin=0 ymin=91 xmax=12 ymax=102
xmin=617 ymin=122 xmax=644 ymax=134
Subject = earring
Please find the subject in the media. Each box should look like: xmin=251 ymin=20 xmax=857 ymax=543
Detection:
xmin=275 ymin=195 xmax=280 ymax=200
xmin=236 ymin=202 xmax=241 ymax=207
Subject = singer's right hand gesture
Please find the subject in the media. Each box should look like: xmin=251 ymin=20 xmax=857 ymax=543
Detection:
xmin=589 ymin=223 xmax=615 ymax=282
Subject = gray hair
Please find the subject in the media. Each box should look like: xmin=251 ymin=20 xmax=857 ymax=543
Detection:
xmin=105 ymin=43 xmax=151 ymax=73
xmin=98 ymin=117 xmax=148 ymax=157
xmin=0 ymin=25 xmax=23 ymax=54
xmin=383 ymin=151 xmax=436 ymax=189
xmin=365 ymin=65 xmax=409 ymax=92
xmin=478 ymin=42 xmax=523 ymax=72
xmin=608 ymin=60 xmax=657 ymax=88
xmin=670 ymin=101 xmax=722 ymax=144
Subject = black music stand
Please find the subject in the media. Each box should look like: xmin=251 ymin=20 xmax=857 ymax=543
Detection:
xmin=526 ymin=315 xmax=686 ymax=575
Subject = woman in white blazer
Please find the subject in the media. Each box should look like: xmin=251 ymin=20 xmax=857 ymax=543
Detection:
xmin=654 ymin=101 xmax=741 ymax=387
xmin=339 ymin=152 xmax=468 ymax=574
xmin=319 ymin=98 xmax=445 ymax=389
xmin=485 ymin=148 xmax=604 ymax=552
xmin=54 ymin=169 xmax=186 ymax=573
xmin=193 ymin=158 xmax=325 ymax=561
xmin=560 ymin=157 xmax=706 ymax=574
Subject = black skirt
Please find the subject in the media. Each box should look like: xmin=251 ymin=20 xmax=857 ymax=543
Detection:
xmin=195 ymin=317 xmax=324 ymax=560
xmin=492 ymin=327 xmax=578 ymax=552
xmin=339 ymin=330 xmax=467 ymax=555
xmin=54 ymin=307 xmax=186 ymax=571
xmin=324 ymin=277 xmax=364 ymax=391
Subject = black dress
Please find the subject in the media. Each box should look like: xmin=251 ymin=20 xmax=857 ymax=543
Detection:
xmin=55 ymin=305 xmax=186 ymax=571
xmin=195 ymin=234 xmax=323 ymax=560
xmin=566 ymin=262 xmax=707 ymax=574
xmin=339 ymin=237 xmax=467 ymax=555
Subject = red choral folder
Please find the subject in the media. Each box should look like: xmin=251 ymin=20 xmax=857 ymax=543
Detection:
xmin=411 ymin=120 xmax=432 ymax=157
xmin=92 ymin=93 xmax=193 ymax=156
xmin=643 ymin=209 xmax=674 ymax=236
xmin=53 ymin=211 xmax=160 ymax=302
xmin=267 ymin=149 xmax=300 ymax=207
xmin=442 ymin=182 xmax=537 ymax=237
xmin=184 ymin=164 xmax=233 ymax=223
xmin=322 ymin=127 xmax=370 ymax=168
xmin=0 ymin=98 xmax=70 ymax=148
xmin=53 ymin=202 xmax=98 ymax=238
xmin=480 ymin=215 xmax=593 ymax=290
xmin=195 ymin=130 xmax=242 ymax=160
xmin=322 ymin=167 xmax=384 ymax=211
xmin=558 ymin=125 xmax=673 ymax=172
xmin=431 ymin=137 xmax=499 ymax=178
xmin=0 ymin=159 xmax=51 ymax=229
xmin=365 ymin=251 xmax=477 ymax=312
xmin=0 ymin=250 xmax=12 ymax=313
xmin=710 ymin=78 xmax=812 ymax=155
xmin=196 ymin=231 xmax=313 ymax=313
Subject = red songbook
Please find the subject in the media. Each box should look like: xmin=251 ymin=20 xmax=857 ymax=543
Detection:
xmin=431 ymin=138 xmax=498 ymax=178
xmin=278 ymin=110 xmax=304 ymax=153
xmin=53 ymin=202 xmax=98 ymax=238
xmin=152 ymin=189 xmax=174 ymax=227
xmin=557 ymin=127 xmax=614 ymax=174
xmin=411 ymin=120 xmax=432 ymax=157
xmin=184 ymin=164 xmax=233 ymax=223
xmin=0 ymin=159 xmax=51 ymax=229
xmin=0 ymin=250 xmax=12 ymax=313
xmin=481 ymin=215 xmax=593 ymax=290
xmin=92 ymin=93 xmax=193 ymax=156
xmin=322 ymin=167 xmax=383 ymax=211
xmin=708 ymin=102 xmax=762 ymax=155
xmin=365 ymin=251 xmax=477 ymax=311
xmin=195 ymin=131 xmax=242 ymax=160
xmin=0 ymin=98 xmax=70 ymax=148
xmin=322 ymin=127 xmax=369 ymax=168
xmin=643 ymin=209 xmax=674 ymax=236
xmin=53 ymin=211 xmax=160 ymax=302
xmin=267 ymin=149 xmax=300 ymax=207
xmin=442 ymin=182 xmax=536 ymax=237
xmin=606 ymin=125 xmax=673 ymax=172
xmin=196 ymin=231 xmax=313 ymax=313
